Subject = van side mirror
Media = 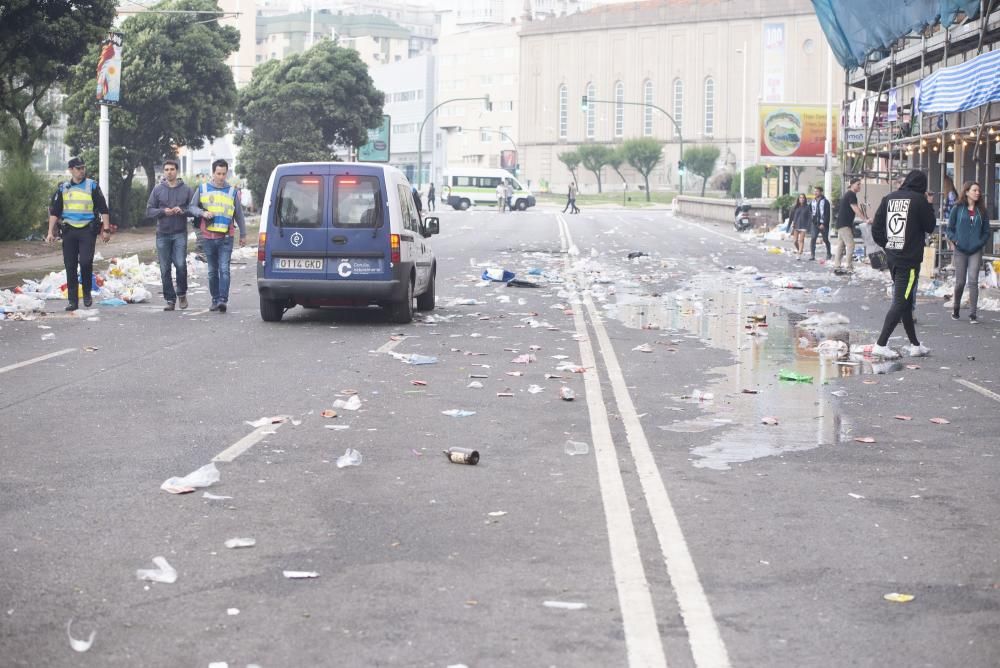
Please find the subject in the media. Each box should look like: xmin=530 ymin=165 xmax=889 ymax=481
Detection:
xmin=423 ymin=216 xmax=439 ymax=236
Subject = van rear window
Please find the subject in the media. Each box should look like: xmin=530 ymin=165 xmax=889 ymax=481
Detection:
xmin=276 ymin=176 xmax=323 ymax=228
xmin=334 ymin=175 xmax=381 ymax=228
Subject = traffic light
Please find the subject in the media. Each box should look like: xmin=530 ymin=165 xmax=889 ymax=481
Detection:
xmin=678 ymin=160 xmax=686 ymax=175
xmin=484 ymin=94 xmax=492 ymax=111
xmin=581 ymin=95 xmax=588 ymax=111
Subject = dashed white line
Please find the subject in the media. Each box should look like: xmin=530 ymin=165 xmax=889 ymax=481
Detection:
xmin=954 ymin=378 xmax=1000 ymax=403
xmin=212 ymin=422 xmax=286 ymax=463
xmin=375 ymin=336 xmax=408 ymax=354
xmin=0 ymin=348 xmax=76 ymax=375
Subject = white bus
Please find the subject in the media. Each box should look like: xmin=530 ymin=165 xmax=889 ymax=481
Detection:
xmin=440 ymin=168 xmax=536 ymax=211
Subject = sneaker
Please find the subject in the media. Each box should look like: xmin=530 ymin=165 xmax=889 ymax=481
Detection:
xmin=218 ymin=302 xmax=227 ymax=313
xmin=209 ymin=303 xmax=220 ymax=312
xmin=951 ymin=311 xmax=960 ymax=320
xmin=83 ymin=295 xmax=93 ymax=308
xmin=178 ymin=295 xmax=188 ymax=309
xmin=65 ymin=303 xmax=78 ymax=312
xmin=808 ymin=256 xmax=816 ymax=261
xmin=871 ymin=344 xmax=900 ymax=359
xmin=163 ymin=302 xmax=175 ymax=311
xmin=906 ymin=344 xmax=930 ymax=357
xmin=970 ymin=314 xmax=979 ymax=324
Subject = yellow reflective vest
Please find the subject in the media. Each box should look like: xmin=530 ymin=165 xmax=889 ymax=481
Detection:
xmin=198 ymin=183 xmax=237 ymax=234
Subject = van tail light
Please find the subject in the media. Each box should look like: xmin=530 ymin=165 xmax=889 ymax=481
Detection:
xmin=257 ymin=232 xmax=266 ymax=262
xmin=390 ymin=233 xmax=400 ymax=264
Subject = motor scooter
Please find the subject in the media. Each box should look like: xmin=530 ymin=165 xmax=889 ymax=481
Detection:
xmin=734 ymin=203 xmax=753 ymax=232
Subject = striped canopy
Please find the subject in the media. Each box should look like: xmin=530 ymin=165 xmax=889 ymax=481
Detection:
xmin=918 ymin=49 xmax=1000 ymax=113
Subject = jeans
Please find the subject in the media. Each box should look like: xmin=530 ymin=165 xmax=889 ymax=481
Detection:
xmin=62 ymin=224 xmax=96 ymax=304
xmin=203 ymin=235 xmax=234 ymax=304
xmin=952 ymin=248 xmax=983 ymax=316
xmin=877 ymin=265 xmax=920 ymax=347
xmin=833 ymin=226 xmax=855 ymax=269
xmin=156 ymin=232 xmax=188 ymax=303
xmin=810 ymin=224 xmax=831 ymax=258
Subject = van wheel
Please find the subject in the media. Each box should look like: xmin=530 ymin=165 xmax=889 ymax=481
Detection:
xmin=458 ymin=199 xmax=471 ymax=210
xmin=516 ymin=199 xmax=528 ymax=211
xmin=416 ymin=268 xmax=436 ymax=311
xmin=260 ymin=296 xmax=285 ymax=322
xmin=389 ymin=277 xmax=414 ymax=324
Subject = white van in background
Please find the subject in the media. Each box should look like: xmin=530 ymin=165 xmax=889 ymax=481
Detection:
xmin=440 ymin=168 xmax=536 ymax=211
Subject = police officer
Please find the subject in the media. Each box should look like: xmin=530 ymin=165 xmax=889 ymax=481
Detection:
xmin=46 ymin=157 xmax=111 ymax=311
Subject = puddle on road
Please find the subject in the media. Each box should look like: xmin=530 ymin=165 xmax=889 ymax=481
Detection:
xmin=607 ymin=286 xmax=895 ymax=470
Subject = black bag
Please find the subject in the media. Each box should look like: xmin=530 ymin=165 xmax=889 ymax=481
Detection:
xmin=868 ymin=249 xmax=888 ymax=270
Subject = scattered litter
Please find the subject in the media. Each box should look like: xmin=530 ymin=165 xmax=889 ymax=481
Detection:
xmin=507 ymin=278 xmax=540 ymax=288
xmin=632 ymin=343 xmax=653 ymax=353
xmin=401 ymin=354 xmax=438 ymax=365
xmin=325 ymin=425 xmax=350 ymax=430
xmin=41 ymin=333 xmax=54 ymax=341
xmin=224 ymin=538 xmax=256 ymax=549
xmin=742 ymin=389 xmax=759 ymax=394
xmin=442 ymin=409 xmax=476 ymax=417
xmin=929 ymin=417 xmax=950 ymax=424
xmin=559 ymin=387 xmax=576 ymax=401
xmin=627 ymin=251 xmax=648 ymax=260
xmin=67 ymin=619 xmax=96 ymax=653
xmin=136 ymin=556 xmax=178 ymax=584
xmin=227 ymin=608 xmax=240 ymax=616
xmin=488 ymin=511 xmax=507 ymax=517
xmin=527 ymin=385 xmax=544 ymax=394
xmin=830 ymin=390 xmax=848 ymax=397
xmin=894 ymin=415 xmax=913 ymax=421
xmin=848 ymin=493 xmax=865 ymax=499
xmin=496 ymin=392 xmax=513 ymax=398
xmin=202 ymin=492 xmax=232 ymax=500
xmin=482 ymin=268 xmax=515 ymax=282
xmin=411 ymin=380 xmax=428 ymax=386
xmin=444 ymin=447 xmax=479 ymax=465
xmin=100 ymin=298 xmax=127 ymax=306
xmin=83 ymin=346 xmax=100 ymax=352
xmin=161 ymin=462 xmax=220 ymax=494
xmin=778 ymin=369 xmax=813 ymax=383
xmin=543 ymin=600 xmax=587 ymax=611
xmin=245 ymin=416 xmax=287 ymax=428
xmin=854 ymin=437 xmax=876 ymax=443
xmin=564 ymin=440 xmax=589 ymax=456
xmin=332 ymin=395 xmax=362 ymax=411
xmin=467 ymin=381 xmax=484 ymax=389
xmin=510 ymin=353 xmax=536 ymax=364
xmin=283 ymin=571 xmax=319 ymax=579
xmin=321 ymin=409 xmax=338 ymax=418
xmin=336 ymin=448 xmax=363 ymax=468
xmin=883 ymin=593 xmax=915 ymax=603
xmin=505 ymin=371 xmax=523 ymax=377
xmin=761 ymin=416 xmax=779 ymax=426
xmin=681 ymin=390 xmax=714 ymax=401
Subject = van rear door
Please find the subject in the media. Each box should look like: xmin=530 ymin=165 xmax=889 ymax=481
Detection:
xmin=326 ymin=169 xmax=391 ymax=282
xmin=264 ymin=167 xmax=330 ymax=281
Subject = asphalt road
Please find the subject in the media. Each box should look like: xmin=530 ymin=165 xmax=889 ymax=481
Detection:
xmin=1 ymin=205 xmax=997 ymax=668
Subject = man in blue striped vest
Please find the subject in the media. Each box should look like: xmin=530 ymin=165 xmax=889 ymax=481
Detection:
xmin=45 ymin=157 xmax=111 ymax=311
xmin=188 ymin=159 xmax=246 ymax=312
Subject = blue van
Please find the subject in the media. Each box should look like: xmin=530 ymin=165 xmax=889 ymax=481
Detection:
xmin=256 ymin=162 xmax=439 ymax=323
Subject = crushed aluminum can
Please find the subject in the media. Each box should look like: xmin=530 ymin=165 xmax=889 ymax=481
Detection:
xmin=444 ymin=447 xmax=480 ymax=465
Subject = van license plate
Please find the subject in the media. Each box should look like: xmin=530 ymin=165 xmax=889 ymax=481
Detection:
xmin=276 ymin=258 xmax=324 ymax=271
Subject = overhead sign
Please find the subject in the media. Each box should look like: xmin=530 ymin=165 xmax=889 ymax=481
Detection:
xmin=96 ymin=31 xmax=123 ymax=105
xmin=358 ymin=115 xmax=390 ymax=163
xmin=759 ymin=104 xmax=836 ymax=166
xmin=762 ymin=23 xmax=785 ymax=103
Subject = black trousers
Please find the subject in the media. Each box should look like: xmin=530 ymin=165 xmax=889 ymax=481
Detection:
xmin=62 ymin=224 xmax=97 ymax=304
xmin=810 ymin=224 xmax=831 ymax=258
xmin=877 ymin=264 xmax=920 ymax=347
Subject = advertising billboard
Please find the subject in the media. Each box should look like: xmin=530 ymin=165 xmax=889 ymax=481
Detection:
xmin=96 ymin=32 xmax=123 ymax=105
xmin=358 ymin=115 xmax=390 ymax=163
xmin=758 ymin=104 xmax=836 ymax=166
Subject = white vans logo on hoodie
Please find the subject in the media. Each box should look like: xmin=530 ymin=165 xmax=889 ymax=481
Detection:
xmin=885 ymin=198 xmax=910 ymax=250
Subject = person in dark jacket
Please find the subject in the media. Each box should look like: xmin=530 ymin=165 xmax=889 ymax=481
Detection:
xmin=809 ymin=185 xmax=832 ymax=261
xmin=791 ymin=193 xmax=812 ymax=259
xmin=870 ymin=169 xmax=937 ymax=358
xmin=146 ymin=159 xmax=194 ymax=310
xmin=946 ymin=181 xmax=990 ymax=323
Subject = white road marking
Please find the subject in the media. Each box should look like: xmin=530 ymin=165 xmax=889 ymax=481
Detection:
xmin=213 ymin=422 xmax=285 ymax=462
xmin=0 ymin=348 xmax=76 ymax=375
xmin=375 ymin=337 xmax=408 ymax=354
xmin=556 ymin=214 xmax=668 ymax=668
xmin=679 ymin=218 xmax=740 ymax=243
xmin=186 ymin=309 xmax=211 ymax=316
xmin=559 ymin=214 xmax=732 ymax=668
xmin=954 ymin=378 xmax=1000 ymax=403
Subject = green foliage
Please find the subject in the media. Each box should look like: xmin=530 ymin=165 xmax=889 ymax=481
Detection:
xmin=577 ymin=144 xmax=615 ymax=193
xmin=729 ymin=165 xmax=766 ymax=199
xmin=0 ymin=160 xmax=50 ymax=240
xmin=0 ymin=0 xmax=116 ymax=161
xmin=772 ymin=193 xmax=798 ymax=221
xmin=621 ymin=138 xmax=664 ymax=202
xmin=607 ymin=148 xmax=627 ymax=185
xmin=63 ymin=0 xmax=239 ymax=227
xmin=557 ymin=149 xmax=580 ymax=184
xmin=682 ymin=145 xmax=721 ymax=196
xmin=235 ymin=41 xmax=384 ymax=202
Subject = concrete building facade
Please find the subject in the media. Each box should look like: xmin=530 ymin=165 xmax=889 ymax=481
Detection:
xmin=369 ymin=54 xmax=436 ymax=182
xmin=518 ymin=0 xmax=844 ymax=194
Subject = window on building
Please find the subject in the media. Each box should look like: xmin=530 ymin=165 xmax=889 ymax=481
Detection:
xmin=614 ymin=81 xmax=625 ymax=138
xmin=558 ymin=84 xmax=568 ymax=139
xmin=643 ymin=80 xmax=654 ymax=136
xmin=586 ymin=82 xmax=596 ymax=139
xmin=704 ymin=77 xmax=715 ymax=137
xmin=672 ymin=78 xmax=684 ymax=138
xmin=480 ymin=127 xmax=491 ymax=142
xmin=498 ymin=100 xmax=514 ymax=112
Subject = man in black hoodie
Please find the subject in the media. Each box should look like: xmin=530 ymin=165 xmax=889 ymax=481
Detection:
xmin=146 ymin=160 xmax=194 ymax=310
xmin=870 ymin=169 xmax=937 ymax=358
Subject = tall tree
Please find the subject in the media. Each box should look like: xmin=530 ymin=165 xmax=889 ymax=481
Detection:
xmin=63 ymin=0 xmax=239 ymax=227
xmin=235 ymin=41 xmax=384 ymax=201
xmin=607 ymin=147 xmax=628 ymax=188
xmin=621 ymin=138 xmax=663 ymax=202
xmin=577 ymin=144 xmax=615 ymax=193
xmin=683 ymin=145 xmax=720 ymax=196
xmin=0 ymin=0 xmax=116 ymax=163
xmin=557 ymin=149 xmax=580 ymax=186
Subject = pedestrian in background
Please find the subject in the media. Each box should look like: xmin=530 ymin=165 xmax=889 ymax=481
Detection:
xmin=188 ymin=159 xmax=245 ymax=313
xmin=790 ymin=193 xmax=811 ymax=260
xmin=833 ymin=178 xmax=867 ymax=274
xmin=146 ymin=159 xmax=193 ymax=311
xmin=871 ymin=169 xmax=937 ymax=358
xmin=504 ymin=179 xmax=514 ymax=212
xmin=809 ymin=185 xmax=832 ymax=261
xmin=496 ymin=181 xmax=506 ymax=213
xmin=427 ymin=183 xmax=435 ymax=212
xmin=947 ymin=181 xmax=990 ymax=324
xmin=45 ymin=156 xmax=111 ymax=311
xmin=562 ymin=182 xmax=574 ymax=213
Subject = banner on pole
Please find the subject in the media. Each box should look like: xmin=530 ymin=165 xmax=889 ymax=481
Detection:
xmin=96 ymin=32 xmax=123 ymax=105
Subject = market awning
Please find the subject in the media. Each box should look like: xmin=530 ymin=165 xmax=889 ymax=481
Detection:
xmin=810 ymin=0 xmax=981 ymax=70
xmin=918 ymin=48 xmax=1000 ymax=112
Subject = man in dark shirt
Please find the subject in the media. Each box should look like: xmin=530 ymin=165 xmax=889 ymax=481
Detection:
xmin=833 ymin=177 xmax=868 ymax=274
xmin=809 ymin=186 xmax=832 ymax=261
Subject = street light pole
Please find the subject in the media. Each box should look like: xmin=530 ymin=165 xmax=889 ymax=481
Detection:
xmin=416 ymin=95 xmax=490 ymax=188
xmin=739 ymin=41 xmax=747 ymax=201
xmin=480 ymin=127 xmax=519 ymax=171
